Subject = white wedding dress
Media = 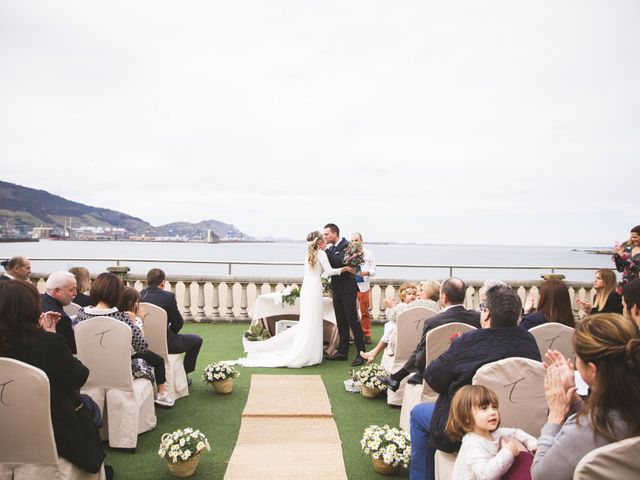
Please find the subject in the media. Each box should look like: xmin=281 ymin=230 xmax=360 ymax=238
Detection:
xmin=237 ymin=249 xmax=342 ymax=368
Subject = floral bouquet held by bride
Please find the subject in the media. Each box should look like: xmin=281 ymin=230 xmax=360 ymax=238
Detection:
xmin=342 ymin=241 xmax=365 ymax=267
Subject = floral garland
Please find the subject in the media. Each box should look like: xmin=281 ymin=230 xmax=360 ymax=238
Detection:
xmin=279 ymin=285 xmax=300 ymax=306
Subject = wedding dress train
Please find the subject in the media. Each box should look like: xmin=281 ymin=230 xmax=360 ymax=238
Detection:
xmin=238 ymin=249 xmax=342 ymax=368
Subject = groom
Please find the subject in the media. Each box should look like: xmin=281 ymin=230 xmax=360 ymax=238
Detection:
xmin=323 ymin=223 xmax=366 ymax=366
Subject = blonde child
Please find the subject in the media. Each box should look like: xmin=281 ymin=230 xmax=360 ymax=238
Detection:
xmin=446 ymin=385 xmax=537 ymax=480
xmin=360 ymin=283 xmax=419 ymax=363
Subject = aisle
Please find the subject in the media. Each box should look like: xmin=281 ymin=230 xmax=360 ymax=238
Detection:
xmin=224 ymin=374 xmax=348 ymax=479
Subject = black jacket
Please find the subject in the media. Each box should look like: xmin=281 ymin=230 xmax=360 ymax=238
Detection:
xmin=424 ymin=326 xmax=541 ymax=452
xmin=139 ymin=286 xmax=184 ymax=345
xmin=41 ymin=293 xmax=76 ymax=354
xmin=325 ymin=238 xmax=357 ymax=296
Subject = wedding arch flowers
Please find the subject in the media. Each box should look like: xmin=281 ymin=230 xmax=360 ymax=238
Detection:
xmin=361 ymin=424 xmax=411 ymax=468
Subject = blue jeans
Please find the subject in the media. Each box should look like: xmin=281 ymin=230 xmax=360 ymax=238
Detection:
xmin=410 ymin=402 xmax=436 ymax=480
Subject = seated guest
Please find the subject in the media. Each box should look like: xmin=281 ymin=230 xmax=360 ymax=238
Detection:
xmin=520 ymin=278 xmax=575 ymax=330
xmin=409 ymin=284 xmax=541 ymax=480
xmin=0 ymin=280 xmax=110 ymax=478
xmin=576 ymin=268 xmax=623 ymax=315
xmin=378 ymin=278 xmax=480 ymax=391
xmin=69 ymin=266 xmax=93 ymax=307
xmin=76 ymin=272 xmax=174 ymax=407
xmin=622 ymin=278 xmax=640 ymax=328
xmin=140 ymin=269 xmax=203 ymax=383
xmin=531 ymin=313 xmax=640 ymax=479
xmin=41 ymin=271 xmax=78 ymax=354
xmin=0 ymin=256 xmax=31 ymax=281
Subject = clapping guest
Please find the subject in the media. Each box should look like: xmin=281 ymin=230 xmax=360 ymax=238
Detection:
xmin=613 ymin=225 xmax=640 ymax=293
xmin=76 ymin=273 xmax=174 ymax=408
xmin=41 ymin=271 xmax=78 ymax=354
xmin=0 ymin=281 xmax=109 ymax=477
xmin=520 ymin=279 xmax=574 ymax=330
xmin=531 ymin=314 xmax=640 ymax=480
xmin=69 ymin=266 xmax=92 ymax=307
xmin=576 ymin=269 xmax=623 ymax=315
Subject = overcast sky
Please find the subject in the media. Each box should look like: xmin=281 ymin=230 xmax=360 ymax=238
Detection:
xmin=1 ymin=1 xmax=638 ymax=246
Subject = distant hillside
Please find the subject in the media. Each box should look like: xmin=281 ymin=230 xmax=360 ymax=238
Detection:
xmin=0 ymin=180 xmax=250 ymax=240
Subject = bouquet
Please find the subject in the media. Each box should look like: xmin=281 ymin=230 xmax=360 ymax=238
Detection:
xmin=361 ymin=425 xmax=411 ymax=468
xmin=158 ymin=427 xmax=210 ymax=463
xmin=355 ymin=363 xmax=388 ymax=390
xmin=202 ymin=362 xmax=240 ymax=383
xmin=342 ymin=241 xmax=365 ymax=267
xmin=278 ymin=285 xmax=300 ymax=307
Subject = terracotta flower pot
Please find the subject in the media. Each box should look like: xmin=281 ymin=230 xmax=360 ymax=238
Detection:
xmin=166 ymin=454 xmax=199 ymax=478
xmin=211 ymin=377 xmax=234 ymax=394
xmin=372 ymin=456 xmax=400 ymax=476
xmin=360 ymin=385 xmax=382 ymax=399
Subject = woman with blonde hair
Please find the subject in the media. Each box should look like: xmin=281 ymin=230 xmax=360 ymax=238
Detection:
xmin=69 ymin=266 xmax=92 ymax=307
xmin=531 ymin=313 xmax=640 ymax=479
xmin=576 ymin=268 xmax=623 ymax=315
xmin=238 ymin=230 xmax=354 ymax=368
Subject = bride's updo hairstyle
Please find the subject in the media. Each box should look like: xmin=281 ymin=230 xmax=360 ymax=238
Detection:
xmin=574 ymin=313 xmax=640 ymax=441
xmin=307 ymin=231 xmax=322 ymax=269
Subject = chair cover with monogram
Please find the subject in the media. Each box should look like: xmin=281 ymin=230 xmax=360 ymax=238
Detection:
xmin=528 ymin=323 xmax=575 ymax=361
xmin=75 ymin=317 xmax=156 ymax=449
xmin=140 ymin=302 xmax=189 ymax=401
xmin=0 ymin=358 xmax=105 ymax=480
xmin=400 ymin=322 xmax=477 ymax=431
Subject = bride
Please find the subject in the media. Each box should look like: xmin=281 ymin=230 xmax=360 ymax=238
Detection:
xmin=238 ymin=231 xmax=354 ymax=368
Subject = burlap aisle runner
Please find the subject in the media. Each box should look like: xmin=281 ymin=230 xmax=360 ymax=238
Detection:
xmin=224 ymin=375 xmax=348 ymax=480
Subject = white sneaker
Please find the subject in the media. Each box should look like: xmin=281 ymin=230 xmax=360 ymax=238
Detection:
xmin=154 ymin=392 xmax=175 ymax=408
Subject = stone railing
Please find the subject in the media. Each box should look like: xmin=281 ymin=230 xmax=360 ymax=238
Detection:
xmin=31 ymin=273 xmax=597 ymax=323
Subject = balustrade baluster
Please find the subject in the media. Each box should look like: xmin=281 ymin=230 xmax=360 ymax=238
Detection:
xmin=196 ymin=282 xmax=206 ymax=322
xmin=182 ymin=281 xmax=194 ymax=322
xmin=211 ymin=282 xmax=221 ymax=320
xmin=239 ymin=282 xmax=249 ymax=319
xmin=225 ymin=283 xmax=235 ymax=319
xmin=377 ymin=283 xmax=387 ymax=321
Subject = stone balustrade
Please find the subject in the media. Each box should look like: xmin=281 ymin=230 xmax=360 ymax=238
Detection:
xmin=30 ymin=273 xmax=597 ymax=323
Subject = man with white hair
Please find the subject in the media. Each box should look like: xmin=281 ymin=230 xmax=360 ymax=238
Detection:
xmin=41 ymin=271 xmax=78 ymax=353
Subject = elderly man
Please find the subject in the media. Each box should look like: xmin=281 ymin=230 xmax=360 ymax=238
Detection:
xmin=140 ymin=268 xmax=203 ymax=382
xmin=41 ymin=271 xmax=78 ymax=354
xmin=378 ymin=278 xmax=480 ymax=391
xmin=408 ymin=284 xmax=541 ymax=480
xmin=0 ymin=256 xmax=31 ymax=281
xmin=351 ymin=232 xmax=376 ymax=344
xmin=622 ymin=278 xmax=640 ymax=327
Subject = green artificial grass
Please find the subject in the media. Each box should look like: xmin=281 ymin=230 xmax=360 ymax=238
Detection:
xmin=106 ymin=323 xmax=410 ymax=479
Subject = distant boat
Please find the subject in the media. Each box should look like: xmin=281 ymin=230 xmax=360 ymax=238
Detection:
xmin=0 ymin=237 xmax=39 ymax=243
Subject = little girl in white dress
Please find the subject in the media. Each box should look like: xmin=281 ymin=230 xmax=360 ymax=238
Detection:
xmin=446 ymin=385 xmax=537 ymax=480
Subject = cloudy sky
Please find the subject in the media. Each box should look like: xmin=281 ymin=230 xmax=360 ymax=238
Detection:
xmin=1 ymin=1 xmax=638 ymax=246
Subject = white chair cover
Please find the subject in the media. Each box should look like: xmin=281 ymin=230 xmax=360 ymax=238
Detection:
xmin=0 ymin=358 xmax=105 ymax=480
xmin=472 ymin=357 xmax=546 ymax=437
xmin=63 ymin=302 xmax=81 ymax=317
xmin=434 ymin=450 xmax=457 ymax=480
xmin=529 ymin=323 xmax=575 ymax=360
xmin=399 ymin=322 xmax=477 ymax=430
xmin=140 ymin=302 xmax=189 ymax=401
xmin=75 ymin=316 xmax=156 ymax=449
xmin=384 ymin=307 xmax=436 ymax=406
xmin=573 ymin=435 xmax=640 ymax=480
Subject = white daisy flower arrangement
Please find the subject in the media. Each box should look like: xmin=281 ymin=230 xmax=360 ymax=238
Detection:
xmin=202 ymin=362 xmax=240 ymax=383
xmin=355 ymin=363 xmax=388 ymax=390
xmin=361 ymin=425 xmax=411 ymax=468
xmin=158 ymin=427 xmax=210 ymax=463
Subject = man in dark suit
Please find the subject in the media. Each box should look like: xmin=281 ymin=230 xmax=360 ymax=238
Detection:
xmin=408 ymin=284 xmax=541 ymax=480
xmin=140 ymin=269 xmax=203 ymax=381
xmin=41 ymin=270 xmax=78 ymax=354
xmin=323 ymin=223 xmax=366 ymax=366
xmin=378 ymin=278 xmax=481 ymax=391
xmin=1 ymin=256 xmax=31 ymax=282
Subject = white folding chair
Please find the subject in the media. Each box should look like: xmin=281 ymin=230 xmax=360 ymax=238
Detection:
xmin=75 ymin=316 xmax=157 ymax=449
xmin=140 ymin=302 xmax=189 ymax=401
xmin=529 ymin=323 xmax=575 ymax=360
xmin=472 ymin=357 xmax=546 ymax=437
xmin=573 ymin=435 xmax=640 ymax=480
xmin=383 ymin=306 xmax=436 ymax=406
xmin=400 ymin=322 xmax=476 ymax=431
xmin=0 ymin=358 xmax=105 ymax=480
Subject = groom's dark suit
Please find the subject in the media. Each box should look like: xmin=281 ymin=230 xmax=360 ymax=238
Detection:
xmin=326 ymin=238 xmax=366 ymax=358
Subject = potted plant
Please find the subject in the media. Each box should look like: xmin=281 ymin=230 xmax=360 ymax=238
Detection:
xmin=202 ymin=362 xmax=240 ymax=394
xmin=361 ymin=424 xmax=411 ymax=476
xmin=355 ymin=363 xmax=388 ymax=398
xmin=158 ymin=427 xmax=210 ymax=478
xmin=243 ymin=323 xmax=271 ymax=341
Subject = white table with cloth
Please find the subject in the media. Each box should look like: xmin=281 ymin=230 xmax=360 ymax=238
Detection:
xmin=249 ymin=292 xmax=341 ymax=356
